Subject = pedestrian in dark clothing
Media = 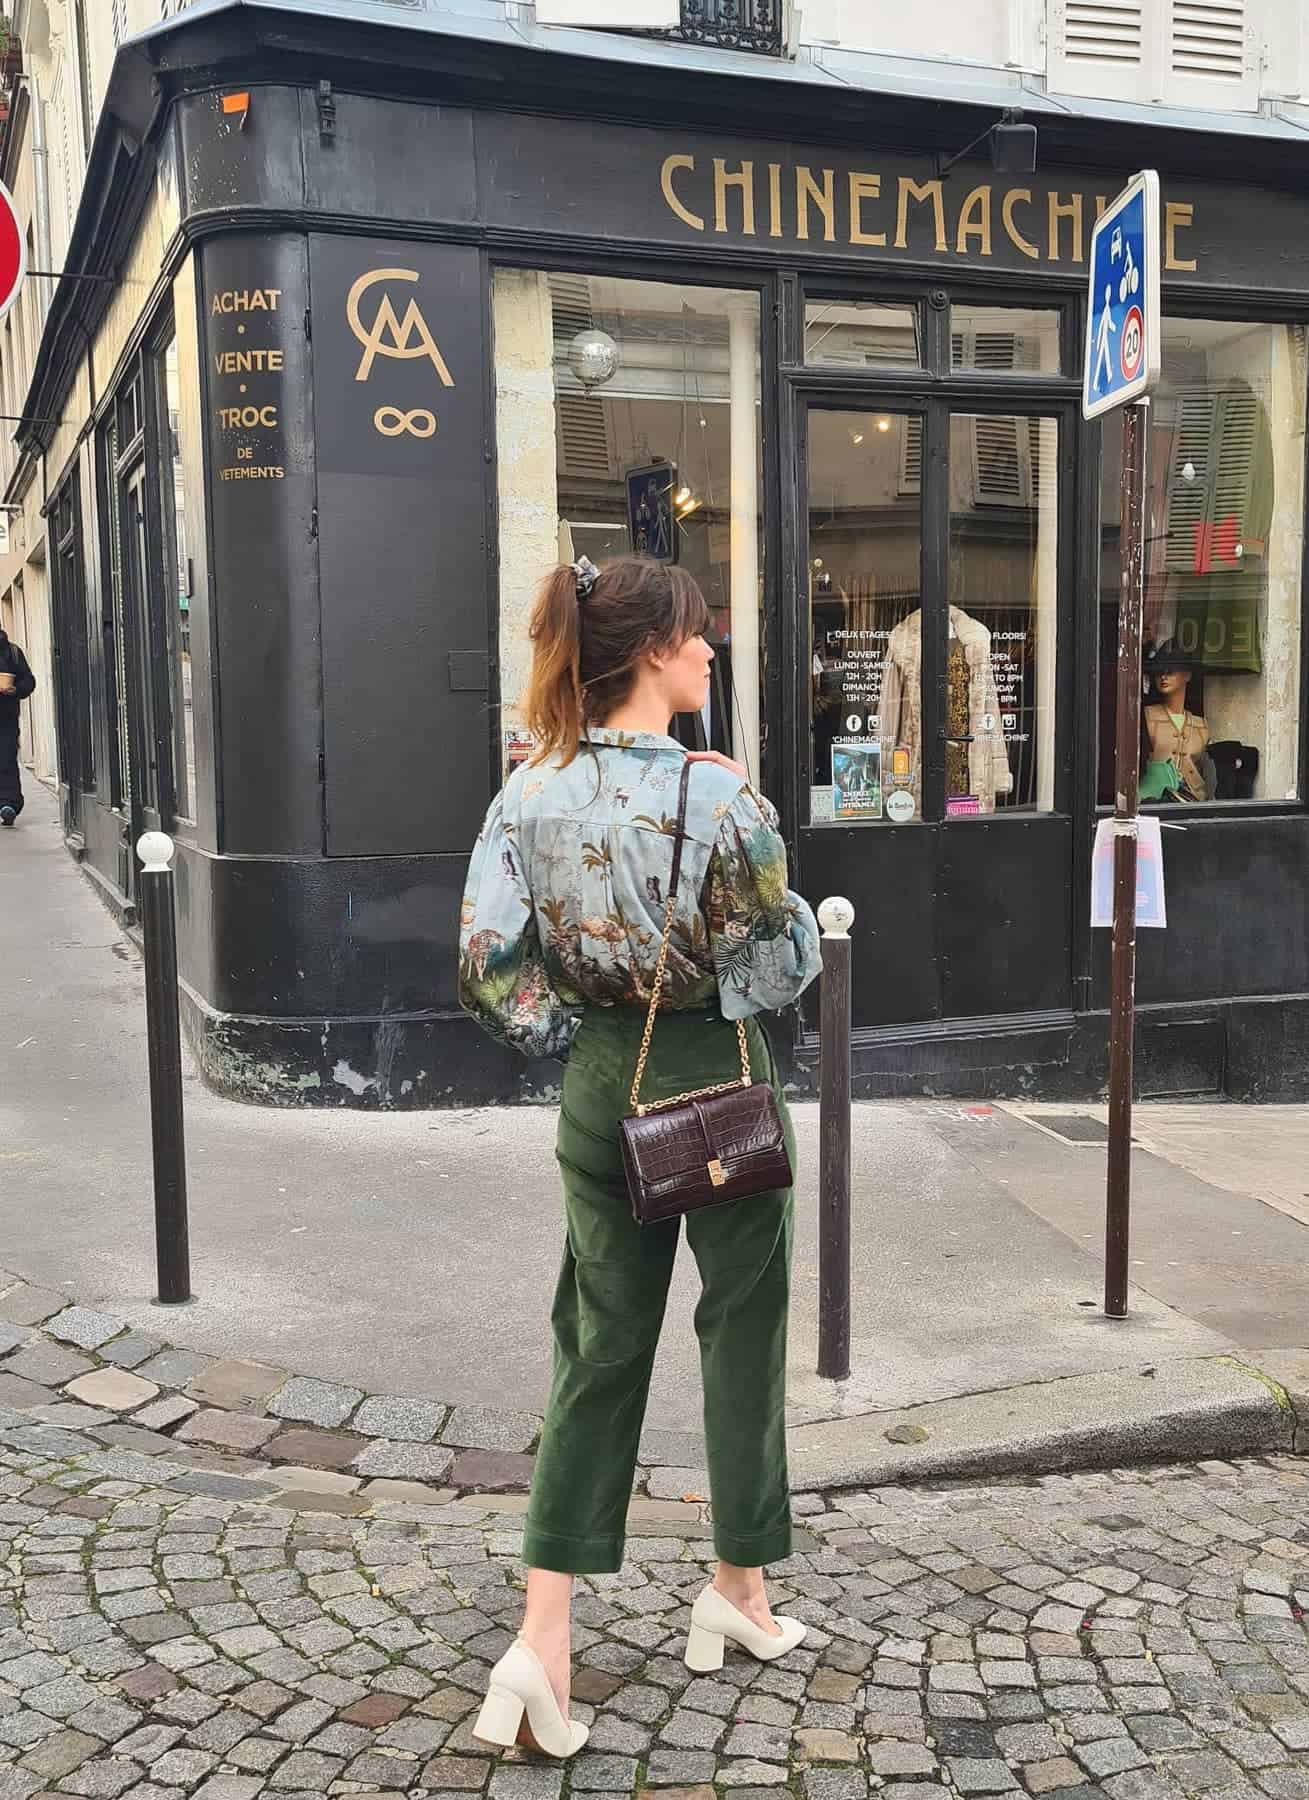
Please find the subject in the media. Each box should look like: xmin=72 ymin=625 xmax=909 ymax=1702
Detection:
xmin=0 ymin=627 xmax=37 ymax=826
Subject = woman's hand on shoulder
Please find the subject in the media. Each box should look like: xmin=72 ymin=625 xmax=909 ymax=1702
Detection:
xmin=686 ymin=750 xmax=749 ymax=781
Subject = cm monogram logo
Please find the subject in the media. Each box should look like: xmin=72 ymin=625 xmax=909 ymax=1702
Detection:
xmin=346 ymin=268 xmax=454 ymax=436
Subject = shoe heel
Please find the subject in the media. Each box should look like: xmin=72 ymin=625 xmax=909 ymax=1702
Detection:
xmin=685 ymin=1622 xmax=725 ymax=1672
xmin=473 ymin=1684 xmax=526 ymax=1748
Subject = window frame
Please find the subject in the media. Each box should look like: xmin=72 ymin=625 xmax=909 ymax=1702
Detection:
xmin=794 ymin=278 xmax=1081 ymax=829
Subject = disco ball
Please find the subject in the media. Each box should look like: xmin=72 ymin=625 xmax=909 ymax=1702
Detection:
xmin=568 ymin=328 xmax=620 ymax=390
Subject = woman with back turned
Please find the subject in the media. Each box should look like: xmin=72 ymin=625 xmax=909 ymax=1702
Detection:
xmin=459 ymin=555 xmax=821 ymax=1758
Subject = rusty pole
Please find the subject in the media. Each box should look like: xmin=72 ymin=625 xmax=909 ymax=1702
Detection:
xmin=1104 ymin=400 xmax=1148 ymax=1320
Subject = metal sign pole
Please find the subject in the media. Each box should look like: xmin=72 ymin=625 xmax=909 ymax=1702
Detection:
xmin=817 ymin=897 xmax=855 ymax=1382
xmin=1104 ymin=400 xmax=1148 ymax=1319
xmin=137 ymin=832 xmax=193 ymax=1305
xmin=1083 ymin=168 xmax=1159 ymax=1324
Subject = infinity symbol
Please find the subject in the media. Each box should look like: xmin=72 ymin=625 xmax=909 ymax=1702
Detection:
xmin=373 ymin=406 xmax=437 ymax=439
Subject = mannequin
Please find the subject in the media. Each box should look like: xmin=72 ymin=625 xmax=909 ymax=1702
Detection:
xmin=1140 ymin=641 xmax=1215 ymax=803
xmin=879 ymin=605 xmax=1012 ymax=813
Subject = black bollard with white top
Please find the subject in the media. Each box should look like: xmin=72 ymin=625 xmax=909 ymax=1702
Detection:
xmin=136 ymin=832 xmax=192 ymax=1305
xmin=817 ymin=896 xmax=854 ymax=1381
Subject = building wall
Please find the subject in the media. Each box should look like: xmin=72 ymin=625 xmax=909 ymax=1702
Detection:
xmin=0 ymin=1 xmax=183 ymax=801
xmin=537 ymin=0 xmax=1307 ymax=112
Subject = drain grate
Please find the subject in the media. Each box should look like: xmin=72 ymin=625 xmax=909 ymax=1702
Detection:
xmin=1037 ymin=1113 xmax=1111 ymax=1144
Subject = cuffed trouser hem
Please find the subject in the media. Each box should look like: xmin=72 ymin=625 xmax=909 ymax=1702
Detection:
xmin=712 ymin=1519 xmax=793 ymax=1568
xmin=522 ymin=1523 xmax=627 ymax=1576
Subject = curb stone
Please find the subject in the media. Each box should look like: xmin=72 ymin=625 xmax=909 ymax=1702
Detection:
xmin=2 ymin=1267 xmax=1304 ymax=1504
xmin=0 ymin=1268 xmax=707 ymax=1524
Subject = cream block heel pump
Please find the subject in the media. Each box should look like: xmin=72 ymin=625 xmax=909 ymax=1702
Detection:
xmin=684 ymin=1584 xmax=807 ymax=1672
xmin=473 ymin=1639 xmax=589 ymax=1760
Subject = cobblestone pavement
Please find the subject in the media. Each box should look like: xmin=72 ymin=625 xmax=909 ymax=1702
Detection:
xmin=1 ymin=1414 xmax=1307 ymax=1800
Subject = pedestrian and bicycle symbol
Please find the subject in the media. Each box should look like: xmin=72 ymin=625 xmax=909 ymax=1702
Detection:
xmin=1083 ymin=170 xmax=1160 ymax=420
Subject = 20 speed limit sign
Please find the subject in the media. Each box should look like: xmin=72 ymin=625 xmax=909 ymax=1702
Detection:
xmin=1119 ymin=305 xmax=1145 ymax=382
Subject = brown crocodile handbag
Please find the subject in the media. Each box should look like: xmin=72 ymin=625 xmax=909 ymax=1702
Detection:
xmin=620 ymin=760 xmax=793 ymax=1225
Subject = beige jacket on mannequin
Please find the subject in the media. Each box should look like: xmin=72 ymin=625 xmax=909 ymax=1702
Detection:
xmin=879 ymin=606 xmax=1014 ymax=812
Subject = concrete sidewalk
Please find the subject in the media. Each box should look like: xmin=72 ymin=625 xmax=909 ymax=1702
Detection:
xmin=2 ymin=784 xmax=1306 ymax=1485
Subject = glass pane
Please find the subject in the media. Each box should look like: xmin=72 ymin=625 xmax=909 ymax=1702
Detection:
xmin=493 ymin=271 xmax=763 ymax=780
xmin=103 ymin=425 xmax=131 ymax=811
xmin=808 ymin=410 xmax=923 ymax=825
xmin=1097 ymin=319 xmax=1304 ymax=805
xmin=952 ymin=306 xmax=1061 ymax=374
xmin=805 ymin=300 xmax=920 ymax=369
xmin=162 ymin=339 xmax=195 ymax=822
xmin=946 ymin=413 xmax=1059 ymax=815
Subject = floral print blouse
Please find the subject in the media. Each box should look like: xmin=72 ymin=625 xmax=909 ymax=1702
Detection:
xmin=459 ymin=729 xmax=822 ymax=1061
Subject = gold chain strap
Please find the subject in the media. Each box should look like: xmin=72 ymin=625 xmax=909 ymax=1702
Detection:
xmin=629 ymin=851 xmax=752 ymax=1116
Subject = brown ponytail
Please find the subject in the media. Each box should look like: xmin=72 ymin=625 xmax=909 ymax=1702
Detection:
xmin=522 ymin=556 xmax=709 ymax=767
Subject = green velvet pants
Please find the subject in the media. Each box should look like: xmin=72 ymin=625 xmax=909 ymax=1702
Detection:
xmin=522 ymin=1005 xmax=795 ymax=1575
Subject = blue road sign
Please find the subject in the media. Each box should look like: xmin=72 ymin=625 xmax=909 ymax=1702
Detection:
xmin=1083 ymin=170 xmax=1161 ymax=421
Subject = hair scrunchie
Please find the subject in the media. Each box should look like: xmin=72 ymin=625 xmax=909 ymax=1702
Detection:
xmin=573 ymin=556 xmax=600 ymax=603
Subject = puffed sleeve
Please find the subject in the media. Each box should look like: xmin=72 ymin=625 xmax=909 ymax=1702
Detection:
xmin=705 ymin=786 xmax=822 ymax=1019
xmin=458 ymin=794 xmax=579 ymax=1062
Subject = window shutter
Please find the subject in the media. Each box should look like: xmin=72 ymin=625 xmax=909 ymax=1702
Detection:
xmin=1048 ymin=0 xmax=1149 ymax=104
xmin=534 ymin=1 xmax=680 ymax=25
xmin=952 ymin=333 xmax=1038 ymax=508
xmin=899 ymin=417 xmax=922 ymax=496
xmin=1164 ymin=391 xmax=1219 ymax=573
xmin=1210 ymin=387 xmax=1261 ymax=527
xmin=549 ymin=274 xmax=614 ymax=480
xmin=973 ymin=416 xmax=1032 ymax=507
xmin=1166 ymin=0 xmax=1256 ymax=110
xmin=51 ymin=68 xmax=75 ymax=262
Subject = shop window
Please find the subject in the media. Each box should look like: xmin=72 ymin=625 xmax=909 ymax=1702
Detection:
xmin=808 ymin=408 xmax=1059 ymax=822
xmin=809 ymin=409 xmax=922 ymax=823
xmin=951 ymin=306 xmax=1062 ymax=375
xmin=492 ymin=269 xmax=763 ymax=778
xmin=946 ymin=413 xmax=1059 ymax=816
xmin=804 ymin=301 xmax=920 ymax=369
xmin=1097 ymin=318 xmax=1306 ymax=806
xmin=50 ymin=476 xmax=94 ymax=802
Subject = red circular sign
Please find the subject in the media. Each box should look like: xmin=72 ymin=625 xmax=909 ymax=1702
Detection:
xmin=1120 ymin=305 xmax=1144 ymax=382
xmin=0 ymin=179 xmax=24 ymax=323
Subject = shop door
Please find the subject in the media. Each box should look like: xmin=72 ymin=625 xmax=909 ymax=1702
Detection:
xmin=797 ymin=401 xmax=1074 ymax=1033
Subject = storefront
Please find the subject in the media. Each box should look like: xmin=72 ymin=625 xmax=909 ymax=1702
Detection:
xmin=27 ymin=1 xmax=1309 ymax=1104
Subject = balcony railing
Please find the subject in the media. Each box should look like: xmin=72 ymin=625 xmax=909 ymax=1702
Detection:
xmin=661 ymin=0 xmax=784 ymax=56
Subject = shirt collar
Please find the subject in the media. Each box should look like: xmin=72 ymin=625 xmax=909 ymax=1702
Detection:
xmin=582 ymin=727 xmax=684 ymax=756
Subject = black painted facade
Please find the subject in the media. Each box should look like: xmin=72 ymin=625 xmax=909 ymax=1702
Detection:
xmin=26 ymin=1 xmax=1309 ymax=1106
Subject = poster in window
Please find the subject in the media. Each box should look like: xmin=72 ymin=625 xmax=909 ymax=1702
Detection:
xmin=626 ymin=461 xmax=679 ymax=563
xmin=832 ymin=741 xmax=882 ymax=820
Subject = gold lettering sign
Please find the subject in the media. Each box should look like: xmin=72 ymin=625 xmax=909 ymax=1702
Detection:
xmin=218 ymin=404 xmax=279 ymax=430
xmin=347 ymin=268 xmax=456 ymax=385
xmin=211 ymin=288 xmax=282 ymax=314
xmin=657 ymin=154 xmax=1199 ymax=271
xmin=213 ymin=349 xmax=285 ymax=375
